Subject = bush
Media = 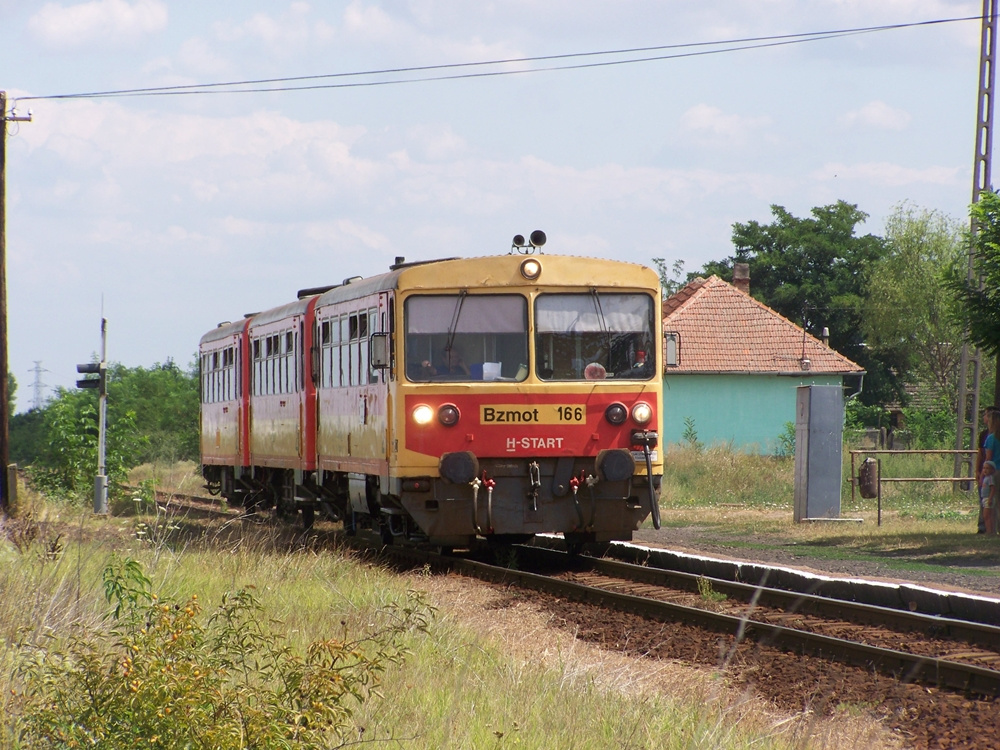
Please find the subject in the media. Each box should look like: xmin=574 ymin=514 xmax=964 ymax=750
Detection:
xmin=898 ymin=406 xmax=956 ymax=449
xmin=7 ymin=555 xmax=432 ymax=749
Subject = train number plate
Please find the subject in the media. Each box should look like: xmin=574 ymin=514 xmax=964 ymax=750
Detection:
xmin=480 ymin=404 xmax=586 ymax=425
xmin=630 ymin=450 xmax=659 ymax=462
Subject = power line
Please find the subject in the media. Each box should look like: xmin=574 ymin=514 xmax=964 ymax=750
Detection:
xmin=15 ymin=15 xmax=979 ymax=102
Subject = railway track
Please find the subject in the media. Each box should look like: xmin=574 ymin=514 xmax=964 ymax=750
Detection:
xmin=147 ymin=493 xmax=1000 ymax=696
xmin=139 ymin=493 xmax=998 ymax=744
xmin=381 ymin=542 xmax=1000 ymax=699
xmin=137 ymin=496 xmax=1000 ymax=743
xmin=151 ymin=488 xmax=240 ymax=517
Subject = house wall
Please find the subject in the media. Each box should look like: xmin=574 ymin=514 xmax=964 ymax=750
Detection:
xmin=662 ymin=373 xmax=845 ymax=454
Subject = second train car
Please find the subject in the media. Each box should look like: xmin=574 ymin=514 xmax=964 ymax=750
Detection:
xmin=200 ymin=235 xmax=663 ymax=550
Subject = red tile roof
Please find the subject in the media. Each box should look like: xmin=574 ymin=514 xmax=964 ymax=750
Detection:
xmin=662 ymin=276 xmax=865 ymax=375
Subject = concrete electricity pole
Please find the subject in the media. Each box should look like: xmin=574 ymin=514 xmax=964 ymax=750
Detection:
xmin=954 ymin=3 xmax=997 ymax=483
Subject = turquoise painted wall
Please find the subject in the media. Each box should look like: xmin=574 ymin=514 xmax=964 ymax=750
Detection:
xmin=662 ymin=373 xmax=845 ymax=454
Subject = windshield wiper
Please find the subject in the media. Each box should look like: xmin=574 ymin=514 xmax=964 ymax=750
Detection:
xmin=590 ymin=288 xmax=612 ymax=366
xmin=445 ymin=290 xmax=468 ymax=354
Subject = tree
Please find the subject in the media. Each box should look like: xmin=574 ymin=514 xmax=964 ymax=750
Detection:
xmin=107 ymin=359 xmax=199 ymax=464
xmin=701 ymin=201 xmax=898 ymax=404
xmin=7 ymin=371 xmax=15 ymax=417
xmin=651 ymin=257 xmax=687 ymax=298
xmin=27 ymin=388 xmax=145 ymax=501
xmin=863 ymin=204 xmax=965 ymax=406
xmin=945 ymin=190 xmax=1000 ymax=405
xmin=16 ymin=359 xmax=199 ymax=501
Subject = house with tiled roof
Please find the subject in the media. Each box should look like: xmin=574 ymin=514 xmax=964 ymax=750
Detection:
xmin=662 ymin=270 xmax=865 ymax=454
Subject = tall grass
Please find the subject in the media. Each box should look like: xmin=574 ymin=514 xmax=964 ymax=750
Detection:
xmin=662 ymin=445 xmax=794 ymax=510
xmin=0 ymin=475 xmax=892 ymax=749
xmin=661 ymin=443 xmax=971 ymax=516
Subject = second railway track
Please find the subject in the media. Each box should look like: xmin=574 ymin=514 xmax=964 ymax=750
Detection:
xmin=383 ymin=542 xmax=1000 ymax=698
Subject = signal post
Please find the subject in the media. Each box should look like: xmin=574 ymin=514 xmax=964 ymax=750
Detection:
xmin=77 ymin=318 xmax=108 ymax=514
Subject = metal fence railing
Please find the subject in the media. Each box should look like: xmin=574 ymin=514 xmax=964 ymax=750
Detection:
xmin=848 ymin=449 xmax=978 ymax=526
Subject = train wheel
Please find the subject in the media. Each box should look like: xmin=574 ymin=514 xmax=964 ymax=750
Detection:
xmin=241 ymin=492 xmax=261 ymax=518
xmin=488 ymin=539 xmax=519 ymax=568
xmin=379 ymin=518 xmax=393 ymax=546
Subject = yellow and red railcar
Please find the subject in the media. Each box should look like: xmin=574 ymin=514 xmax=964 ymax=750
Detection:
xmin=200 ymin=240 xmax=663 ymax=548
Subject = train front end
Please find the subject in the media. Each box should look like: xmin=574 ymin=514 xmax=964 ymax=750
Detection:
xmin=391 ymin=251 xmax=663 ymax=550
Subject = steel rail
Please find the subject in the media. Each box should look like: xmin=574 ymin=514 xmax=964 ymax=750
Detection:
xmin=381 ymin=544 xmax=1000 ymax=697
xmin=524 ymin=546 xmax=1000 ymax=651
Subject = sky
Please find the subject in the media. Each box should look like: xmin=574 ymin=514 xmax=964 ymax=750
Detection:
xmin=0 ymin=0 xmax=989 ymax=408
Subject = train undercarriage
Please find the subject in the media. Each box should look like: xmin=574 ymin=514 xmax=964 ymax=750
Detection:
xmin=203 ymin=450 xmax=661 ymax=554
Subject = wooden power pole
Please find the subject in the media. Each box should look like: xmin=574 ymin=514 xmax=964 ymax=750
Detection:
xmin=0 ymin=92 xmax=31 ymax=513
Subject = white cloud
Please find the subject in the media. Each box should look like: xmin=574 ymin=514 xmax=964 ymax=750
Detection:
xmin=342 ymin=1 xmax=402 ymax=42
xmin=215 ymin=2 xmax=335 ymax=52
xmin=679 ymin=104 xmax=771 ymax=144
xmin=28 ymin=0 xmax=167 ymax=50
xmin=840 ymin=101 xmax=912 ymax=131
xmin=811 ymin=161 xmax=960 ymax=187
xmin=176 ymin=37 xmax=233 ymax=78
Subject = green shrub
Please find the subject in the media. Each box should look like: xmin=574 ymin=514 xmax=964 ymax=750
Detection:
xmin=7 ymin=555 xmax=432 ymax=749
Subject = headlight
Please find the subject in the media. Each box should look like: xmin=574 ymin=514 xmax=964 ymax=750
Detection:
xmin=438 ymin=404 xmax=460 ymax=426
xmin=520 ymin=258 xmax=542 ymax=280
xmin=604 ymin=403 xmax=627 ymax=425
xmin=631 ymin=402 xmax=653 ymax=425
xmin=412 ymin=404 xmax=434 ymax=425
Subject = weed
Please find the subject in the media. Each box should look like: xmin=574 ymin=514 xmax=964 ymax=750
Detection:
xmin=776 ymin=421 xmax=796 ymax=458
xmin=682 ymin=417 xmax=703 ymax=452
xmin=696 ymin=576 xmax=727 ymax=603
xmin=6 ymin=555 xmax=433 ymax=749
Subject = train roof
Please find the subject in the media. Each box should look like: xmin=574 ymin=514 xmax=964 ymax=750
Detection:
xmin=311 ymin=253 xmax=659 ymax=308
xmin=248 ymin=296 xmax=314 ymax=329
xmin=200 ymin=253 xmax=661 ymax=342
xmin=199 ymin=318 xmax=247 ymax=347
xmin=313 ymin=270 xmax=406 ymax=308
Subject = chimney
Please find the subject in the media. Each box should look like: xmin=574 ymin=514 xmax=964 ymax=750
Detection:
xmin=733 ymin=263 xmax=750 ymax=293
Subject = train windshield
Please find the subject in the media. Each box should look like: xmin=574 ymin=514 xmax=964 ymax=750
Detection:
xmin=404 ymin=294 xmax=529 ymax=381
xmin=534 ymin=292 xmax=656 ymax=381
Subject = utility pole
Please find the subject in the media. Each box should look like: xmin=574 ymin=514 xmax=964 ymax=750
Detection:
xmin=1 ymin=91 xmax=32 ymax=513
xmin=955 ymin=4 xmax=997 ymax=484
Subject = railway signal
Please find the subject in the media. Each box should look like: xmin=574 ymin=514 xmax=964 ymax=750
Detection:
xmin=77 ymin=318 xmax=108 ymax=514
xmin=76 ymin=362 xmax=106 ymax=394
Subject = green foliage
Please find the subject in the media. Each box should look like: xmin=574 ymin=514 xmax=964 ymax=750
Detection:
xmin=9 ymin=408 xmax=46 ymax=466
xmin=897 ymin=405 xmax=956 ymax=449
xmin=696 ymin=576 xmax=727 ymax=603
xmin=7 ymin=371 xmax=16 ymax=417
xmin=844 ymin=400 xmax=890 ymax=430
xmin=701 ymin=201 xmax=900 ymax=405
xmin=681 ymin=416 xmax=702 ymax=451
xmin=661 ymin=444 xmax=793 ymax=509
xmin=14 ymin=360 xmax=198 ymax=499
xmin=8 ymin=556 xmax=433 ymax=749
xmin=25 ymin=391 xmax=145 ymax=502
xmin=946 ymin=191 xmax=1000 ymax=353
xmin=107 ymin=360 xmax=199 ymax=464
xmin=946 ymin=190 xmax=1000 ymax=404
xmin=863 ymin=203 xmax=965 ymax=406
xmin=651 ymin=257 xmax=687 ymax=298
xmin=776 ymin=422 xmax=796 ymax=458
